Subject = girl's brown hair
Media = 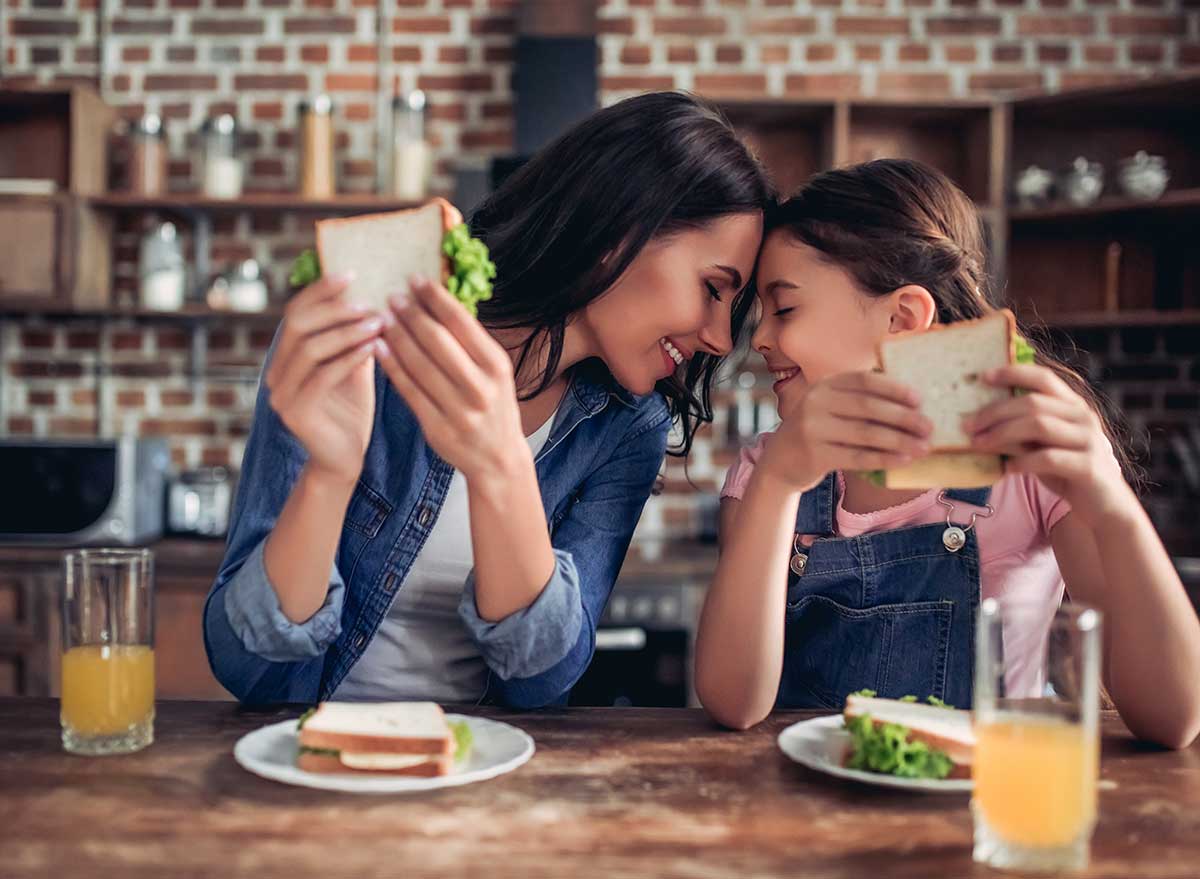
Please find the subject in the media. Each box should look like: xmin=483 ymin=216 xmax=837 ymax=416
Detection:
xmin=768 ymin=158 xmax=1140 ymax=485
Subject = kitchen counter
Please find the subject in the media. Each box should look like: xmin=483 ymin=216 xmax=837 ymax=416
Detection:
xmin=2 ymin=699 xmax=1198 ymax=878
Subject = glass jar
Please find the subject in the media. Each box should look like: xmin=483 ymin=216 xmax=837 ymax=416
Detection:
xmin=139 ymin=221 xmax=187 ymax=311
xmin=201 ymin=114 xmax=243 ymax=200
xmin=228 ymin=259 xmax=268 ymax=312
xmin=299 ymin=95 xmax=335 ymax=199
xmin=388 ymin=90 xmax=431 ymax=201
xmin=128 ymin=113 xmax=166 ymax=196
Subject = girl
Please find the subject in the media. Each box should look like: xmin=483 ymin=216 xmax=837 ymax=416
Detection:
xmin=695 ymin=159 xmax=1200 ymax=749
xmin=204 ymin=92 xmax=770 ymax=707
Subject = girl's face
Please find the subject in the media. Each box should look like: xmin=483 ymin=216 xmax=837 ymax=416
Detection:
xmin=752 ymin=231 xmax=895 ymax=418
xmin=582 ymin=213 xmax=764 ymax=396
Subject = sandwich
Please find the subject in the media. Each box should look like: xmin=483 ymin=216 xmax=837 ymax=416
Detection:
xmin=863 ymin=309 xmax=1036 ymax=489
xmin=295 ymin=701 xmax=474 ymax=777
xmin=288 ymin=197 xmax=496 ymax=315
xmin=843 ymin=690 xmax=974 ymax=780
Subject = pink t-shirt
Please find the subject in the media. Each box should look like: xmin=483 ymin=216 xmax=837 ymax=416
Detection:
xmin=721 ymin=433 xmax=1073 ymax=697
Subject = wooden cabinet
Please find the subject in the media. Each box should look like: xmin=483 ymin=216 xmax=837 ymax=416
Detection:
xmin=0 ymin=86 xmax=115 ymax=309
xmin=0 ymin=543 xmax=235 ymax=701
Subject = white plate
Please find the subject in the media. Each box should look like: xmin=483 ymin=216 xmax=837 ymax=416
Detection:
xmin=233 ymin=713 xmax=535 ymax=793
xmin=777 ymin=714 xmax=972 ymax=793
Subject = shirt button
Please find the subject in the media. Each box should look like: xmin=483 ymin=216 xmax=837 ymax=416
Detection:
xmin=418 ymin=505 xmax=434 ymax=528
xmin=354 ymin=634 xmax=367 ymax=649
xmin=384 ymin=573 xmax=399 ymax=593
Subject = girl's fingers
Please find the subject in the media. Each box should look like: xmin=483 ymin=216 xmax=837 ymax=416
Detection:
xmin=388 ymin=291 xmax=487 ymax=406
xmin=965 ymin=390 xmax=1081 ymax=437
xmin=829 ymin=371 xmax=922 ymax=408
xmin=1004 ymin=448 xmax=1084 ymax=479
xmin=374 ymin=336 xmax=446 ymax=427
xmin=818 ymin=416 xmax=931 ymax=457
xmin=825 ymin=442 xmax=917 ymax=472
xmin=380 ymin=318 xmax=465 ymax=415
xmin=405 ymin=276 xmax=508 ymax=375
xmin=982 ymin=363 xmax=1072 ymax=399
xmin=827 ymin=390 xmax=932 ymax=438
xmin=971 ymin=413 xmax=1091 ymax=454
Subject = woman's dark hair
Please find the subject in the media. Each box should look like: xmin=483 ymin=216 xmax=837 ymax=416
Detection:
xmin=767 ymin=158 xmax=1139 ymax=485
xmin=469 ymin=91 xmax=773 ymax=457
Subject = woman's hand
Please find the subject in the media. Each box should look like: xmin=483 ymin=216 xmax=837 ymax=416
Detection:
xmin=759 ymin=371 xmax=932 ymax=492
xmin=966 ymin=364 xmax=1132 ymax=524
xmin=376 ymin=275 xmax=527 ymax=483
xmin=263 ymin=273 xmax=384 ymax=486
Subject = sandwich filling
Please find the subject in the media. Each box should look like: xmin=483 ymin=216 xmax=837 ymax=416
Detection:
xmin=295 ymin=707 xmax=474 ymax=767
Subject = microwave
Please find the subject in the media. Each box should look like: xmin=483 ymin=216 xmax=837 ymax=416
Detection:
xmin=0 ymin=437 xmax=169 ymax=545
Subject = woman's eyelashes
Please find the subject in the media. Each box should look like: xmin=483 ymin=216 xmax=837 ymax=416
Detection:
xmin=704 ymin=280 xmax=722 ymax=302
xmin=773 ymin=306 xmax=794 ymax=317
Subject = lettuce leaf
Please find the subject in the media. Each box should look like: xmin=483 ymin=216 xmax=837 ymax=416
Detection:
xmin=289 ymin=249 xmax=321 ymax=288
xmin=844 ymin=690 xmax=956 ymax=779
xmin=449 ymin=720 xmax=474 ymax=763
xmin=296 ymin=707 xmax=317 ymax=730
xmin=442 ymin=223 xmax=496 ymax=315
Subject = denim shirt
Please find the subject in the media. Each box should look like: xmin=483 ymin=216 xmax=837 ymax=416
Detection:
xmin=203 ymin=359 xmax=670 ymax=708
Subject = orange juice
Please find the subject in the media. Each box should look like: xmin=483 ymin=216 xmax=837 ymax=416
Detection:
xmin=973 ymin=714 xmax=1098 ymax=848
xmin=61 ymin=645 xmax=155 ymax=736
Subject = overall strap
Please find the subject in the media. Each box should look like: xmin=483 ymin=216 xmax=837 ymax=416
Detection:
xmin=794 ymin=472 xmax=838 ymax=536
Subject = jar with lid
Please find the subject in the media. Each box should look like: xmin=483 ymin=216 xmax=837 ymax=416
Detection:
xmin=139 ymin=221 xmax=187 ymax=311
xmin=128 ymin=113 xmax=167 ymax=196
xmin=388 ymin=90 xmax=432 ymax=201
xmin=202 ymin=114 xmax=243 ymax=200
xmin=228 ymin=259 xmax=268 ymax=312
xmin=299 ymin=95 xmax=335 ymax=199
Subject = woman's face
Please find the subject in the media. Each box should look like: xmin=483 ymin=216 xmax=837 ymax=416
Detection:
xmin=581 ymin=212 xmax=764 ymax=396
xmin=752 ymin=231 xmax=893 ymax=418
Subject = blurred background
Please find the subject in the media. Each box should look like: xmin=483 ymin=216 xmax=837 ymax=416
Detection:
xmin=0 ymin=0 xmax=1197 ymax=705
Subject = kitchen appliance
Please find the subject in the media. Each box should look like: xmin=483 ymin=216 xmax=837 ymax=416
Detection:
xmin=0 ymin=438 xmax=169 ymax=545
xmin=570 ymin=581 xmax=700 ymax=708
xmin=166 ymin=466 xmax=234 ymax=538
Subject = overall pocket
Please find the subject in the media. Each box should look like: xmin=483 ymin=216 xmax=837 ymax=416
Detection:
xmin=779 ymin=595 xmax=954 ymax=709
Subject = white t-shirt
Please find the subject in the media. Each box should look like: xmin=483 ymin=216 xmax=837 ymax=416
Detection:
xmin=334 ymin=412 xmax=557 ymax=703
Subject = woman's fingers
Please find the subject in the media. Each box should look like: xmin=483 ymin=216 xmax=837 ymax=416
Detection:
xmin=374 ymin=334 xmax=446 ymax=427
xmin=268 ymin=274 xmax=366 ymax=386
xmin=379 ymin=317 xmax=465 ymax=415
xmin=271 ymin=315 xmax=384 ymax=408
xmin=387 ymin=291 xmax=488 ymax=406
xmin=298 ymin=337 xmax=377 ymax=399
xmin=405 ymin=276 xmax=510 ymax=377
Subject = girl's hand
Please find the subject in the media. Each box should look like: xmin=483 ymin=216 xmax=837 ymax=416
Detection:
xmin=966 ymin=364 xmax=1131 ymax=524
xmin=264 ymin=273 xmax=384 ymax=486
xmin=759 ymin=371 xmax=932 ymax=492
xmin=376 ymin=275 xmax=527 ymax=483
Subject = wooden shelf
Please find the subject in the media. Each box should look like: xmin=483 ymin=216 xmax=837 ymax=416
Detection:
xmin=0 ymin=301 xmax=284 ymax=321
xmin=1037 ymin=309 xmax=1200 ymax=328
xmin=1009 ymin=188 xmax=1200 ymax=223
xmin=89 ymin=192 xmax=425 ymax=213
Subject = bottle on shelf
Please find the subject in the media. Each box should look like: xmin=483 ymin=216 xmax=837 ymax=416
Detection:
xmin=201 ymin=114 xmax=243 ymax=200
xmin=128 ymin=113 xmax=167 ymax=196
xmin=139 ymin=220 xmax=187 ymax=311
xmin=299 ymin=95 xmax=336 ymax=200
xmin=387 ymin=90 xmax=432 ymax=202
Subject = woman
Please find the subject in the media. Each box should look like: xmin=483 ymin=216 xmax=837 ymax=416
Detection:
xmin=203 ymin=92 xmax=772 ymax=707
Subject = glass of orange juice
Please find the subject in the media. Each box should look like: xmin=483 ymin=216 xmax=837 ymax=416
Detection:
xmin=61 ymin=548 xmax=155 ymax=755
xmin=972 ymin=598 xmax=1101 ymax=872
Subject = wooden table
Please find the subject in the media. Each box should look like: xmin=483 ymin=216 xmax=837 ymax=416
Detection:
xmin=2 ymin=700 xmax=1198 ymax=878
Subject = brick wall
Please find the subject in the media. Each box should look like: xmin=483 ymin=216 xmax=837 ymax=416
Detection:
xmin=2 ymin=0 xmax=1198 ymax=548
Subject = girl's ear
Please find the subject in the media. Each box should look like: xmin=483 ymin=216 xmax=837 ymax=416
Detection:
xmin=886 ymin=285 xmax=937 ymax=334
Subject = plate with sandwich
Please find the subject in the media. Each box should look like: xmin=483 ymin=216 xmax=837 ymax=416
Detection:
xmin=233 ymin=701 xmax=534 ymax=793
xmin=777 ymin=692 xmax=974 ymax=792
xmin=863 ymin=308 xmax=1035 ymax=490
xmin=288 ymin=196 xmax=496 ymax=316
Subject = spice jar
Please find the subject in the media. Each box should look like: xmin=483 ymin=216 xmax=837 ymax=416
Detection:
xmin=299 ymin=95 xmax=335 ymax=199
xmin=388 ymin=90 xmax=431 ymax=201
xmin=202 ymin=114 xmax=243 ymax=200
xmin=128 ymin=113 xmax=167 ymax=196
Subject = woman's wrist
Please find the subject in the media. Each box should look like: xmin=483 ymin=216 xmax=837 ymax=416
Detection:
xmin=299 ymin=461 xmax=360 ymax=503
xmin=464 ymin=428 xmax=537 ymax=504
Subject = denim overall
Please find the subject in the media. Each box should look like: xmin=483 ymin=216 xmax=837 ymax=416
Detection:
xmin=778 ymin=473 xmax=992 ymax=711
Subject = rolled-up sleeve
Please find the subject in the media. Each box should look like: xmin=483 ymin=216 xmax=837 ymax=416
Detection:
xmin=479 ymin=400 xmax=670 ymax=708
xmin=222 ymin=538 xmax=345 ymax=662
xmin=457 ymin=548 xmax=583 ymax=680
